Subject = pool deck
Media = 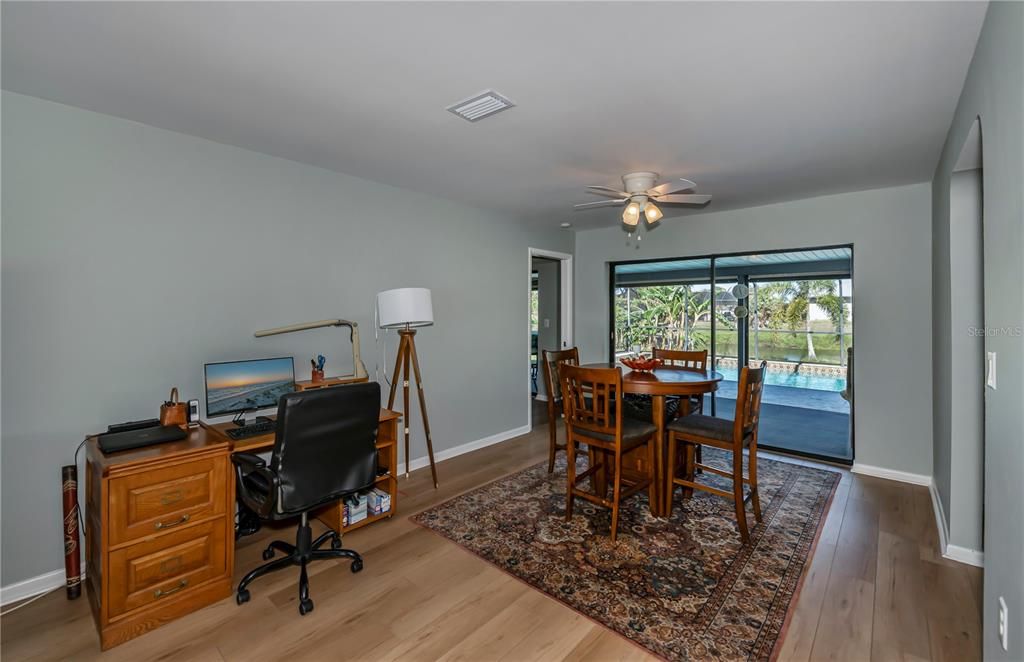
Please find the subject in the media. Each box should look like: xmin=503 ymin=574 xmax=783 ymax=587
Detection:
xmin=712 ymin=381 xmax=852 ymax=461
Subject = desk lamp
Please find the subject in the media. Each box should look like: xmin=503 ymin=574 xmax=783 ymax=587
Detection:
xmin=377 ymin=287 xmax=438 ymax=487
xmin=253 ymin=319 xmax=368 ymax=381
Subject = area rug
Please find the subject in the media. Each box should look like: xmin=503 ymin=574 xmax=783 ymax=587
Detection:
xmin=411 ymin=448 xmax=840 ymax=661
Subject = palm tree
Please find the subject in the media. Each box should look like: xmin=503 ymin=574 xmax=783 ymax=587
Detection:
xmin=781 ymin=280 xmax=843 ymax=360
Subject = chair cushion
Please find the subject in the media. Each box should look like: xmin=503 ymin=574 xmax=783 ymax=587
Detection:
xmin=575 ymin=416 xmax=658 ymax=444
xmin=667 ymin=414 xmax=742 ymax=442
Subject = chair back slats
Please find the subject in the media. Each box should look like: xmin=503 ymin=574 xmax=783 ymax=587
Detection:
xmin=542 ymin=347 xmax=580 ymax=403
xmin=559 ymin=364 xmax=621 ymax=440
xmin=653 ymin=348 xmax=708 ymax=371
xmin=734 ymin=360 xmax=767 ymax=441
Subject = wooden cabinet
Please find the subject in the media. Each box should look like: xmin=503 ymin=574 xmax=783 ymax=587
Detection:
xmin=85 ymin=427 xmax=233 ymax=650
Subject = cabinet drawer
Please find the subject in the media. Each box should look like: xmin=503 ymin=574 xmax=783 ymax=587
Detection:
xmin=107 ymin=518 xmax=228 ymax=618
xmin=109 ymin=456 xmax=227 ymax=546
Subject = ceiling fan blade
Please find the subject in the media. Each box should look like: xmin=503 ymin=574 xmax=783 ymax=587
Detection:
xmin=648 ymin=178 xmax=697 ymax=197
xmin=656 ymin=194 xmax=712 ymax=205
xmin=586 ymin=185 xmax=631 ymax=198
xmin=574 ymin=199 xmax=627 ymax=210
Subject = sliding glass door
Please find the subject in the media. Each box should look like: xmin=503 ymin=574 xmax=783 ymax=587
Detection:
xmin=612 ymin=258 xmax=712 ymax=358
xmin=610 ymin=246 xmax=854 ymax=462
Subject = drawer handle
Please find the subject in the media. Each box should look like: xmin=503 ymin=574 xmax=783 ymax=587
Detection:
xmin=154 ymin=514 xmax=190 ymax=530
xmin=154 ymin=579 xmax=188 ymax=599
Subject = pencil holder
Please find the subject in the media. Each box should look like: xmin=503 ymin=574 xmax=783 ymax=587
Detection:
xmin=311 ymin=369 xmax=325 ymax=383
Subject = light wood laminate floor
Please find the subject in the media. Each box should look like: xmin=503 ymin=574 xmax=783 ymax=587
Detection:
xmin=1 ymin=424 xmax=982 ymax=661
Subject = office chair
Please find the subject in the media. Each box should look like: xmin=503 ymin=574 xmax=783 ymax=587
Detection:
xmin=232 ymin=382 xmax=380 ymax=615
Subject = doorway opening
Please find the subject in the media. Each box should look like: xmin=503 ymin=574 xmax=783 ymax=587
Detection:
xmin=610 ymin=246 xmax=854 ymax=463
xmin=939 ymin=116 xmax=984 ymax=560
xmin=528 ymin=248 xmax=573 ymax=430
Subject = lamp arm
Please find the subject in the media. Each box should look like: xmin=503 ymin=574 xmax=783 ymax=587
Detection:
xmin=253 ymin=319 xmax=368 ymax=380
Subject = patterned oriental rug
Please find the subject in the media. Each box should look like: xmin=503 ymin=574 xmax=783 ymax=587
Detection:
xmin=412 ymin=448 xmax=840 ymax=661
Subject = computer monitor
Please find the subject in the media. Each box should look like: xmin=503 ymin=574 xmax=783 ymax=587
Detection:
xmin=204 ymin=357 xmax=296 ymax=420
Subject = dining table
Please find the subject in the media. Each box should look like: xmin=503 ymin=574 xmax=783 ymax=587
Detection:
xmin=582 ymin=362 xmax=724 ymax=517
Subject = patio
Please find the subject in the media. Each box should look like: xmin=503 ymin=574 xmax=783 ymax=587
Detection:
xmin=713 ymin=381 xmax=851 ymax=462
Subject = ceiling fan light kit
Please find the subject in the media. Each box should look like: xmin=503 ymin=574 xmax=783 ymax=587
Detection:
xmin=643 ymin=201 xmax=663 ymax=223
xmin=622 ymin=202 xmax=641 ymax=226
xmin=574 ymin=171 xmax=712 ymax=232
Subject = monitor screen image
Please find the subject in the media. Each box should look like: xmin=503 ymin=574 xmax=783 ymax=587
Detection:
xmin=204 ymin=357 xmax=295 ymax=418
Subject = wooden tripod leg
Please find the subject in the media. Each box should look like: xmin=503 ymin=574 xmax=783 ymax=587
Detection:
xmin=387 ymin=334 xmax=404 ymax=410
xmin=408 ymin=335 xmax=438 ymax=488
xmin=402 ymin=337 xmax=412 ymax=479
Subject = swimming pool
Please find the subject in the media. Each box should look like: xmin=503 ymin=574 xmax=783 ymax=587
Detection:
xmin=716 ymin=366 xmax=846 ymax=392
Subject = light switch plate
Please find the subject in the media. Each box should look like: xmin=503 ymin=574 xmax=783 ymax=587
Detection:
xmin=987 ymin=351 xmax=997 ymax=389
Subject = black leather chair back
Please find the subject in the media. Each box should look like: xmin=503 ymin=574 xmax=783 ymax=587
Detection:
xmin=269 ymin=382 xmax=380 ymax=515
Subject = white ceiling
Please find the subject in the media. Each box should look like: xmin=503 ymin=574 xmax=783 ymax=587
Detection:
xmin=1 ymin=2 xmax=986 ymax=230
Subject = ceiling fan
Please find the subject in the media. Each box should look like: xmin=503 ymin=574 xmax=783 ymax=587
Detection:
xmin=574 ymin=171 xmax=712 ymax=226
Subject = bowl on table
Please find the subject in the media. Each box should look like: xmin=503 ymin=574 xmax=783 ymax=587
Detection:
xmin=620 ymin=356 xmax=663 ymax=372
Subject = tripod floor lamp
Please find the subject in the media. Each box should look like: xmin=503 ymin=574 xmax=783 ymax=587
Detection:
xmin=377 ymin=287 xmax=438 ymax=488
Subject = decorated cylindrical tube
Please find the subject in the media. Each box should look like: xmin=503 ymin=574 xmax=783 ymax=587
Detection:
xmin=61 ymin=465 xmax=82 ymax=600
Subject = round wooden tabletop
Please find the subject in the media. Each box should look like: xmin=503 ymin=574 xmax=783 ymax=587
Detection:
xmin=581 ymin=363 xmax=724 ymax=396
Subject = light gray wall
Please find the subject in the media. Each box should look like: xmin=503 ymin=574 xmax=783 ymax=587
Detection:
xmin=949 ymin=170 xmax=984 ymax=552
xmin=574 ymin=183 xmax=933 ymax=477
xmin=532 ymin=258 xmax=559 ymax=398
xmin=0 ymin=92 xmax=572 ymax=587
xmin=930 ymin=2 xmax=1024 ymax=658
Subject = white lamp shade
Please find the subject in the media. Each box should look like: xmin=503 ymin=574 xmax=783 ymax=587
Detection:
xmin=377 ymin=288 xmax=434 ymax=329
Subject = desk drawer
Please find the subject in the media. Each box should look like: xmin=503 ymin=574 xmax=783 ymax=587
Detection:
xmin=107 ymin=518 xmax=228 ymax=618
xmin=109 ymin=456 xmax=227 ymax=546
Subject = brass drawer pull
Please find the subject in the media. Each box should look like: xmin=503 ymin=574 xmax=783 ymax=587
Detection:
xmin=154 ymin=514 xmax=190 ymax=530
xmin=154 ymin=579 xmax=188 ymax=599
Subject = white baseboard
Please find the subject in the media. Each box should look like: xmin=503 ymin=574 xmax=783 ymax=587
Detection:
xmin=929 ymin=479 xmax=951 ymax=554
xmin=850 ymin=462 xmax=931 ymax=486
xmin=398 ymin=424 xmax=530 ymax=476
xmin=945 ymin=544 xmax=984 ymax=567
xmin=1 ymin=568 xmax=72 ymax=607
xmin=928 ymin=480 xmax=984 ymax=568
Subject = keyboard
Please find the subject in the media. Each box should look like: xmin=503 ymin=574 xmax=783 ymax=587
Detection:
xmin=225 ymin=420 xmax=275 ymax=440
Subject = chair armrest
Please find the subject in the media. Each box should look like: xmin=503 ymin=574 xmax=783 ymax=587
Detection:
xmin=232 ymin=452 xmax=267 ymax=473
xmin=232 ymin=453 xmax=278 ymax=519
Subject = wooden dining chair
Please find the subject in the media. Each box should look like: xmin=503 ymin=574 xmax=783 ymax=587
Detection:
xmin=652 ymin=348 xmax=708 ymax=416
xmin=540 ymin=347 xmax=580 ymax=473
xmin=665 ymin=361 xmax=767 ymax=544
xmin=559 ymin=364 xmax=658 ymax=542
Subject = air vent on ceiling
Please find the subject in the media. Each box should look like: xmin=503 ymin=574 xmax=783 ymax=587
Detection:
xmin=446 ymin=90 xmax=515 ymax=122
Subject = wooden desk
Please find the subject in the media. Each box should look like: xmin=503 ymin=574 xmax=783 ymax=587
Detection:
xmin=582 ymin=363 xmax=723 ymax=516
xmin=84 ymin=408 xmax=400 ymax=649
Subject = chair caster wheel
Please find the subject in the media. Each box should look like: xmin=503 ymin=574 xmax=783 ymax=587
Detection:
xmin=262 ymin=548 xmax=275 ymax=560
xmin=299 ymin=598 xmax=314 ymax=615
xmin=331 ymin=536 xmax=341 ymax=550
xmin=236 ymin=589 xmax=250 ymax=605
xmin=351 ymin=559 xmax=363 ymax=573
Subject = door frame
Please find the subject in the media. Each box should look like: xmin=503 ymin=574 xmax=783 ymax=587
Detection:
xmin=528 ymin=247 xmax=573 ymax=429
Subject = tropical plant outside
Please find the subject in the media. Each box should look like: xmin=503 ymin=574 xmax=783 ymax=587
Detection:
xmin=614 ymin=279 xmax=852 ymax=365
